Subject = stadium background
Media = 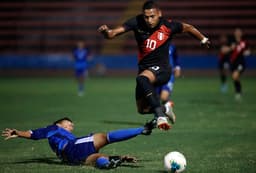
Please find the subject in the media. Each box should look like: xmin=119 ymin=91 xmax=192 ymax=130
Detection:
xmin=0 ymin=0 xmax=255 ymax=76
xmin=0 ymin=1 xmax=256 ymax=173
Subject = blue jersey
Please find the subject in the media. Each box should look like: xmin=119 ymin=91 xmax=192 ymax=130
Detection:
xmin=169 ymin=45 xmax=180 ymax=69
xmin=30 ymin=125 xmax=96 ymax=164
xmin=30 ymin=125 xmax=76 ymax=155
xmin=156 ymin=45 xmax=180 ymax=94
xmin=72 ymin=48 xmax=88 ymax=70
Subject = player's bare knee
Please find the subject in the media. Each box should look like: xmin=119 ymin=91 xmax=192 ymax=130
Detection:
xmin=93 ymin=133 xmax=108 ymax=150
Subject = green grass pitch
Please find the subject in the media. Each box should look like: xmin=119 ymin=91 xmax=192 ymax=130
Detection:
xmin=0 ymin=76 xmax=255 ymax=173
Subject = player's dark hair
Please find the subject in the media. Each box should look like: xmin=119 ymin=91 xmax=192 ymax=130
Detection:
xmin=53 ymin=117 xmax=72 ymax=125
xmin=142 ymin=0 xmax=159 ymax=10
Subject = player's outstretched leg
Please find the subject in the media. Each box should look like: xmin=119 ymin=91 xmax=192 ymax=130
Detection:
xmin=107 ymin=126 xmax=153 ymax=144
xmin=136 ymin=75 xmax=171 ymax=130
xmin=93 ymin=125 xmax=154 ymax=155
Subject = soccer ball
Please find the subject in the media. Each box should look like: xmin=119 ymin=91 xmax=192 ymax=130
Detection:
xmin=164 ymin=151 xmax=186 ymax=172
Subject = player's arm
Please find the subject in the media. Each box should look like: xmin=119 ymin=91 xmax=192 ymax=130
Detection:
xmin=2 ymin=128 xmax=31 ymax=140
xmin=243 ymin=49 xmax=251 ymax=56
xmin=97 ymin=25 xmax=126 ymax=39
xmin=221 ymin=45 xmax=232 ymax=54
xmin=174 ymin=66 xmax=181 ymax=78
xmin=243 ymin=42 xmax=251 ymax=56
xmin=2 ymin=125 xmax=57 ymax=141
xmin=182 ymin=23 xmax=210 ymax=48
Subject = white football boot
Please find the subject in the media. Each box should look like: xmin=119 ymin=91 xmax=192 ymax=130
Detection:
xmin=164 ymin=101 xmax=176 ymax=124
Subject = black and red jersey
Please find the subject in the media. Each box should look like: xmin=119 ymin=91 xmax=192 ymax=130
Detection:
xmin=230 ymin=40 xmax=248 ymax=63
xmin=123 ymin=15 xmax=183 ymax=70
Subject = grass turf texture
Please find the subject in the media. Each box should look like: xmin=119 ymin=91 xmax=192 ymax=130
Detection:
xmin=0 ymin=77 xmax=255 ymax=173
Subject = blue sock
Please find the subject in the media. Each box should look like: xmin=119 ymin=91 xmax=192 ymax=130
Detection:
xmin=107 ymin=127 xmax=144 ymax=143
xmin=96 ymin=157 xmax=110 ymax=169
xmin=78 ymin=84 xmax=84 ymax=92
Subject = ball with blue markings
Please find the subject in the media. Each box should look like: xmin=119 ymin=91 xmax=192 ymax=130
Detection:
xmin=164 ymin=151 xmax=186 ymax=172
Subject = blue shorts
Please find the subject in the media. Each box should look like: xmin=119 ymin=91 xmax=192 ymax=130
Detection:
xmin=75 ymin=68 xmax=87 ymax=77
xmin=156 ymin=74 xmax=175 ymax=94
xmin=63 ymin=134 xmax=97 ymax=165
xmin=75 ymin=62 xmax=87 ymax=77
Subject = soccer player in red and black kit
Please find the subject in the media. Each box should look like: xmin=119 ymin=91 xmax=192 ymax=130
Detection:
xmin=230 ymin=28 xmax=250 ymax=100
xmin=98 ymin=1 xmax=210 ymax=130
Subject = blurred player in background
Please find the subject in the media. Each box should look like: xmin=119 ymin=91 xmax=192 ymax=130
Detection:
xmin=218 ymin=34 xmax=232 ymax=93
xmin=157 ymin=44 xmax=181 ymax=103
xmin=72 ymin=40 xmax=90 ymax=96
xmin=156 ymin=44 xmax=181 ymax=118
xmin=98 ymin=0 xmax=210 ymax=131
xmin=230 ymin=28 xmax=250 ymax=100
xmin=2 ymin=117 xmax=155 ymax=169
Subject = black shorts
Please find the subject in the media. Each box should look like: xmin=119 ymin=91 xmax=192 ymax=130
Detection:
xmin=136 ymin=65 xmax=172 ymax=100
xmin=230 ymin=56 xmax=246 ymax=72
xmin=231 ymin=61 xmax=246 ymax=73
xmin=139 ymin=65 xmax=172 ymax=86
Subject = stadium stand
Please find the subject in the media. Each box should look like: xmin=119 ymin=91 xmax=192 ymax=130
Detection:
xmin=0 ymin=0 xmax=255 ymax=75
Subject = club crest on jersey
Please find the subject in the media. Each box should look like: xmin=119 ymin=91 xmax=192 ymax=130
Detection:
xmin=157 ymin=32 xmax=164 ymax=40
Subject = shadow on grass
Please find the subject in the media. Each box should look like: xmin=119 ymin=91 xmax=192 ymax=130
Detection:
xmin=101 ymin=120 xmax=143 ymax=126
xmin=10 ymin=157 xmax=147 ymax=168
xmin=138 ymin=159 xmax=154 ymax=162
xmin=120 ymin=164 xmax=144 ymax=168
xmin=11 ymin=157 xmax=63 ymax=165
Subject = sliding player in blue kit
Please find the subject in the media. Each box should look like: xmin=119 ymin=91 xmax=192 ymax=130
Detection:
xmin=2 ymin=117 xmax=155 ymax=169
xmin=98 ymin=0 xmax=210 ymax=131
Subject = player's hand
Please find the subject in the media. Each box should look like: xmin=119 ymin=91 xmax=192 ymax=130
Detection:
xmin=200 ymin=37 xmax=210 ymax=48
xmin=2 ymin=128 xmax=18 ymax=140
xmin=174 ymin=67 xmax=181 ymax=78
xmin=97 ymin=25 xmax=109 ymax=33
